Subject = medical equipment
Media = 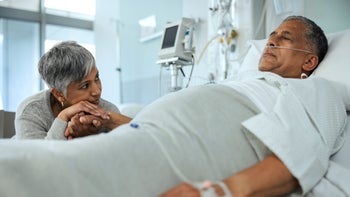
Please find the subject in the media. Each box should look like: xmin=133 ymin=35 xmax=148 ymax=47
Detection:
xmin=209 ymin=0 xmax=237 ymax=80
xmin=158 ymin=17 xmax=195 ymax=61
xmin=157 ymin=17 xmax=195 ymax=92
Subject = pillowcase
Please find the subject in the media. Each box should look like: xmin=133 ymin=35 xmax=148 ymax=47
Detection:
xmin=237 ymin=39 xmax=266 ymax=74
xmin=238 ymin=29 xmax=350 ymax=96
xmin=313 ymin=29 xmax=350 ymax=90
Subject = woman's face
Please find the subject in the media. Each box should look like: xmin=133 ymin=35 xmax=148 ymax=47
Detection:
xmin=64 ymin=66 xmax=102 ymax=106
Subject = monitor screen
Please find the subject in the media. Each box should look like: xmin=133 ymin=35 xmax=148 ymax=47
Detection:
xmin=158 ymin=17 xmax=194 ymax=62
xmin=161 ymin=25 xmax=178 ymax=49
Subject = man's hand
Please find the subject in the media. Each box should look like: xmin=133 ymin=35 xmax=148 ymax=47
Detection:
xmin=79 ymin=112 xmax=132 ymax=130
xmin=64 ymin=113 xmax=102 ymax=139
xmin=159 ymin=183 xmax=200 ymax=197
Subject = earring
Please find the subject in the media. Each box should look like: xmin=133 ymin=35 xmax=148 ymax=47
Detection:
xmin=300 ymin=73 xmax=308 ymax=79
xmin=60 ymin=101 xmax=64 ymax=108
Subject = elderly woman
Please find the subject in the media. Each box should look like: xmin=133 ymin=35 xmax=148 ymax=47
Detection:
xmin=15 ymin=41 xmax=131 ymax=140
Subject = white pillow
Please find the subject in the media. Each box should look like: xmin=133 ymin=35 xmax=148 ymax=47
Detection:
xmin=237 ymin=39 xmax=266 ymax=74
xmin=313 ymin=29 xmax=350 ymax=91
xmin=239 ymin=29 xmax=350 ymax=95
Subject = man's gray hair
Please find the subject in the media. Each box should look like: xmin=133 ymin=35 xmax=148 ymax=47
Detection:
xmin=283 ymin=15 xmax=328 ymax=65
xmin=38 ymin=41 xmax=95 ymax=95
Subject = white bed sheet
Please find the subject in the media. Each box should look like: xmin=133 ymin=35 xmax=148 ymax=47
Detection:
xmin=310 ymin=114 xmax=350 ymax=196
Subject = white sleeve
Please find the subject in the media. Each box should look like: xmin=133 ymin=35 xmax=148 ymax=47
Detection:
xmin=327 ymin=80 xmax=350 ymax=111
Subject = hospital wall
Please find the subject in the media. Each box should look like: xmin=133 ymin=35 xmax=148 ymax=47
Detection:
xmin=305 ymin=0 xmax=350 ymax=33
xmin=97 ymin=0 xmax=350 ymax=106
xmin=264 ymin=0 xmax=350 ymax=34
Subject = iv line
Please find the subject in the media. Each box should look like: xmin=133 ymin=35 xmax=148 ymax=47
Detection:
xmin=265 ymin=45 xmax=313 ymax=54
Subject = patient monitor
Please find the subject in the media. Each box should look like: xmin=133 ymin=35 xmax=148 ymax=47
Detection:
xmin=157 ymin=17 xmax=195 ymax=91
xmin=158 ymin=17 xmax=195 ymax=62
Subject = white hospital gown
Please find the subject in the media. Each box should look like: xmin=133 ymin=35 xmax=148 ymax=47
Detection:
xmin=223 ymin=71 xmax=349 ymax=195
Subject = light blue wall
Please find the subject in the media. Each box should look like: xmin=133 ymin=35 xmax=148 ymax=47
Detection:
xmin=305 ymin=0 xmax=350 ymax=33
xmin=95 ymin=0 xmax=121 ymax=105
xmin=119 ymin=0 xmax=182 ymax=104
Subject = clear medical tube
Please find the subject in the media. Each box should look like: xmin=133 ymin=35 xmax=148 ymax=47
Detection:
xmin=264 ymin=45 xmax=313 ymax=54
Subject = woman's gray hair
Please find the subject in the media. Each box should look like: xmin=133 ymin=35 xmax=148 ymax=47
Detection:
xmin=38 ymin=41 xmax=95 ymax=95
xmin=283 ymin=15 xmax=328 ymax=65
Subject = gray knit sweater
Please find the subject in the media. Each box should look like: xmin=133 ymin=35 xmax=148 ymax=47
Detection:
xmin=15 ymin=90 xmax=120 ymax=140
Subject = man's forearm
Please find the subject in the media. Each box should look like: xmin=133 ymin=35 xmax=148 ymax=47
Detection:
xmin=224 ymin=154 xmax=299 ymax=197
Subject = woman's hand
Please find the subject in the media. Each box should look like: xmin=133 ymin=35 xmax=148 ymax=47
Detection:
xmin=57 ymin=101 xmax=110 ymax=122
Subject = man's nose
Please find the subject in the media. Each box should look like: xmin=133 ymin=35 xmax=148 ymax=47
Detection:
xmin=266 ymin=38 xmax=277 ymax=47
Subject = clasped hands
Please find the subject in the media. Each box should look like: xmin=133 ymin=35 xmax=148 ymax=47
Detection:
xmin=64 ymin=111 xmax=107 ymax=140
xmin=57 ymin=101 xmax=130 ymax=140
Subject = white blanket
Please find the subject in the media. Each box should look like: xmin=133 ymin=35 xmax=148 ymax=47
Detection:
xmin=0 ymin=85 xmax=261 ymax=197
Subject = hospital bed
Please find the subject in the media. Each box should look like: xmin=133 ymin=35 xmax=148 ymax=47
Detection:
xmin=0 ymin=29 xmax=349 ymax=197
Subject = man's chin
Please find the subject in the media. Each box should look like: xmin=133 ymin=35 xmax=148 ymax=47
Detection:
xmin=258 ymin=61 xmax=277 ymax=72
xmin=258 ymin=64 xmax=269 ymax=72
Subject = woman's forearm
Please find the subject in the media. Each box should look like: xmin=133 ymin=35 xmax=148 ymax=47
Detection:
xmin=224 ymin=154 xmax=299 ymax=197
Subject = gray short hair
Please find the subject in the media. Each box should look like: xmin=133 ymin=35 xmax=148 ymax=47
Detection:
xmin=38 ymin=41 xmax=95 ymax=95
xmin=283 ymin=15 xmax=328 ymax=65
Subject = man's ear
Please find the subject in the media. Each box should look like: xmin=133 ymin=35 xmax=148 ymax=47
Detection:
xmin=302 ymin=54 xmax=319 ymax=72
xmin=51 ymin=88 xmax=65 ymax=103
